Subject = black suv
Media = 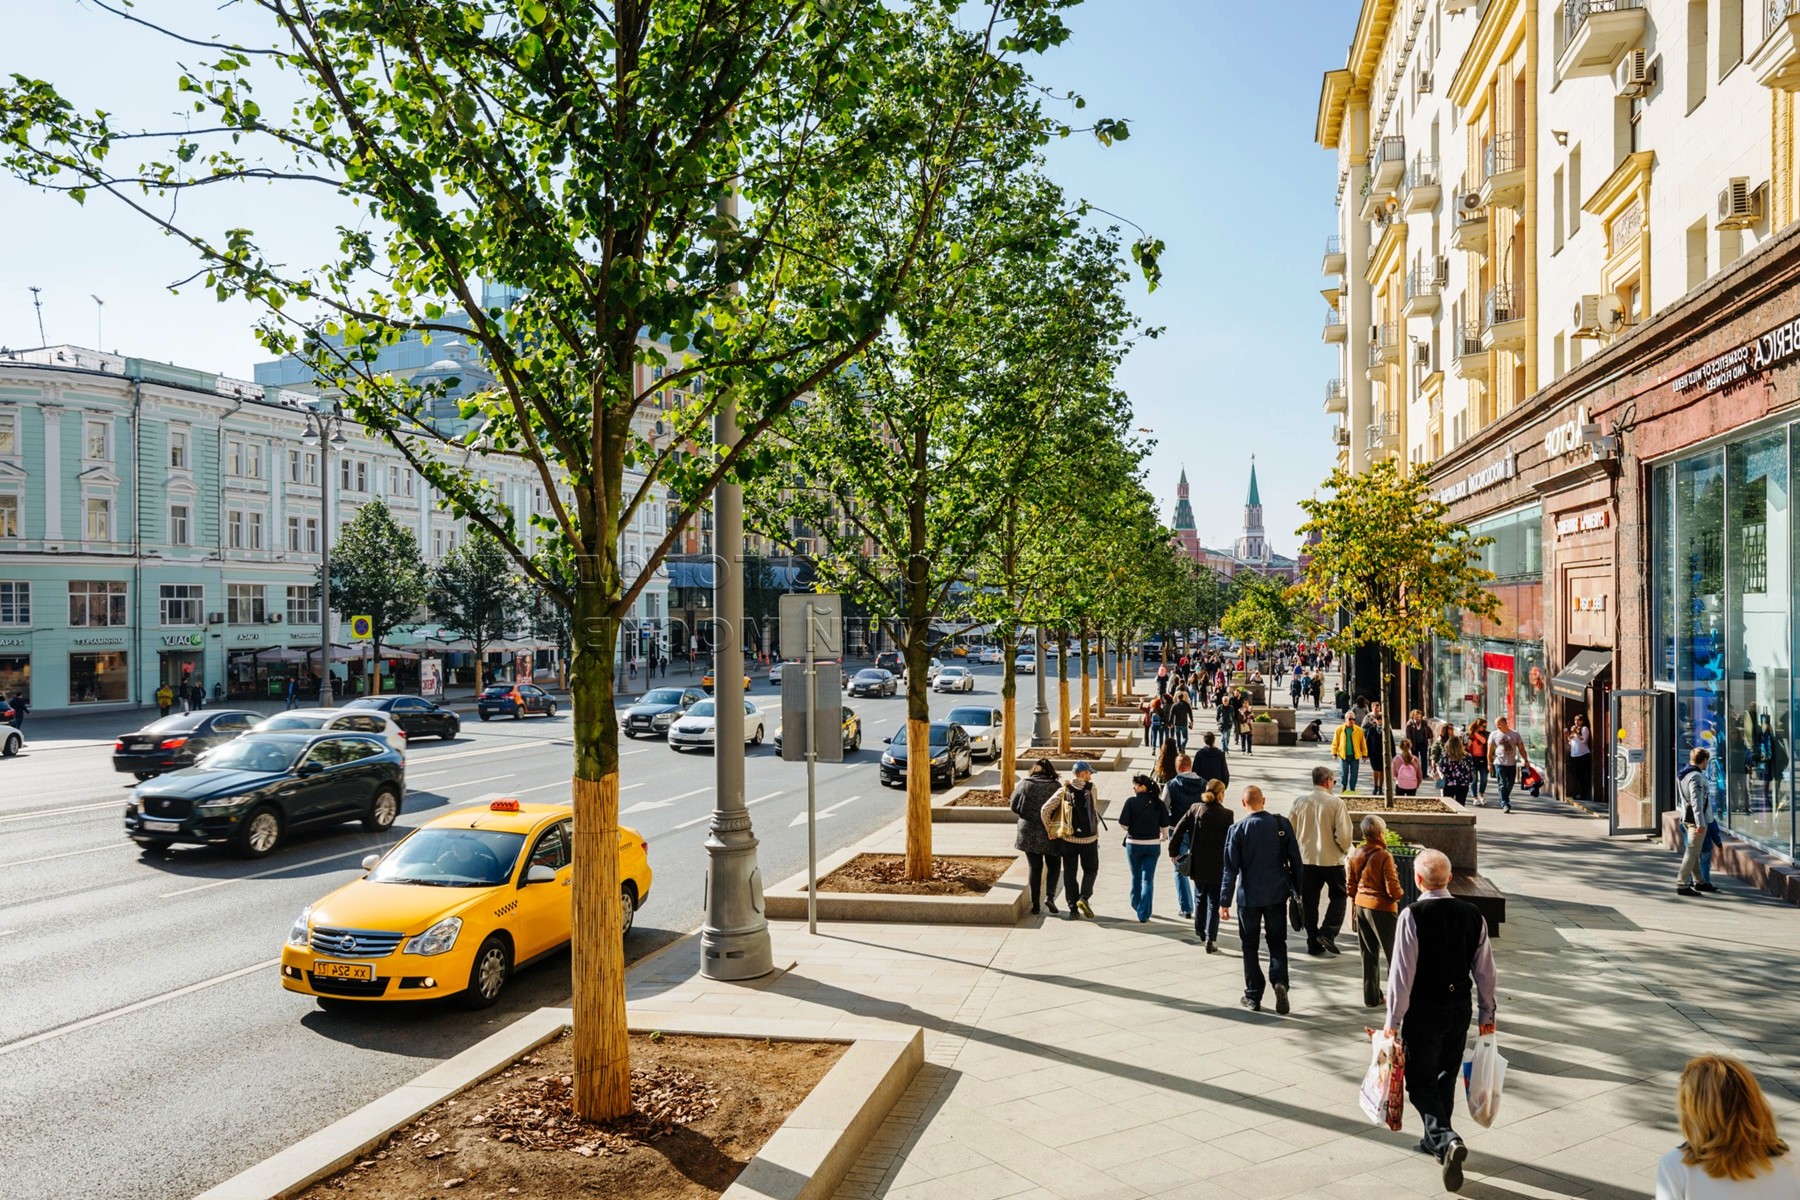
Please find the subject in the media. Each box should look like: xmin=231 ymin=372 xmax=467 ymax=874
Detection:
xmin=623 ymin=686 xmax=708 ymax=738
xmin=878 ymin=721 xmax=974 ymax=789
xmin=343 ymin=695 xmax=462 ymax=740
xmin=113 ymin=710 xmax=260 ymax=780
xmin=874 ymin=651 xmax=903 ymax=674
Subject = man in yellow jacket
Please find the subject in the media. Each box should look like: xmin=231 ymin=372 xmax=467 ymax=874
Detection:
xmin=1332 ymin=714 xmax=1368 ymax=794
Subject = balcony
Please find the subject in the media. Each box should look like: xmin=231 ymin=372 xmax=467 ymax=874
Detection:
xmin=1482 ymin=285 xmax=1528 ymax=352
xmin=1479 ymin=130 xmax=1527 ymax=210
xmin=1403 ymin=261 xmax=1444 ymax=318
xmin=1365 ymin=324 xmax=1402 ymax=379
xmin=1370 ymin=137 xmax=1407 ymax=198
xmin=1324 ymin=378 xmax=1347 ymax=414
xmin=1324 ymin=309 xmax=1347 ymax=343
xmin=1366 ymin=413 xmax=1399 ymax=452
xmin=1455 ymin=322 xmax=1490 ymax=379
xmin=1359 ymin=172 xmax=1387 ymax=223
xmin=1402 ymin=155 xmax=1441 ymax=215
xmin=1323 ymin=235 xmax=1345 ymax=276
xmin=1558 ymin=0 xmax=1646 ymax=79
xmin=1332 ymin=424 xmax=1351 ymax=448
xmin=1752 ymin=0 xmax=1800 ymax=90
xmin=1451 ymin=202 xmax=1490 ymax=253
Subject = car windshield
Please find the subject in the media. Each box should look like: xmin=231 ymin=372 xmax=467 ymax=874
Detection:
xmin=343 ymin=698 xmax=387 ymax=710
xmin=144 ymin=713 xmax=207 ymax=733
xmin=942 ymin=667 xmax=966 ymax=676
xmin=687 ymin=700 xmax=717 ymax=718
xmin=890 ymin=725 xmax=952 ymax=747
xmin=368 ymin=829 xmax=526 ymax=887
xmin=256 ymin=714 xmax=331 ymax=730
xmin=854 ymin=670 xmax=885 ymax=682
xmin=481 ymin=685 xmax=513 ymax=697
xmin=641 ymin=689 xmax=685 ymax=705
xmin=948 ymin=708 xmax=991 ymax=726
xmin=201 ymin=739 xmax=304 ymax=773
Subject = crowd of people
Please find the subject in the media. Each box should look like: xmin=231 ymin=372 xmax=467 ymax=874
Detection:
xmin=1141 ymin=647 xmax=1335 ymax=757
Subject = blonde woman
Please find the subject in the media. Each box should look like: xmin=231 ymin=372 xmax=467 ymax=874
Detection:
xmin=1656 ymin=1055 xmax=1799 ymax=1198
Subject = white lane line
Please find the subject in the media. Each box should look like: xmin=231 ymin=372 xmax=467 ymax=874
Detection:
xmin=747 ymin=790 xmax=785 ymax=807
xmin=664 ymin=787 xmax=711 ymax=804
xmin=509 ymin=779 xmax=573 ymax=797
xmin=0 ymin=930 xmax=15 ymax=937
xmin=424 ymin=773 xmax=514 ymax=789
xmin=159 ymin=845 xmax=381 ymax=898
xmin=0 ymin=958 xmax=278 ymax=1059
xmin=787 ymin=794 xmax=863 ymax=827
xmin=0 ymin=800 xmax=122 ymax=824
xmin=409 ymin=740 xmax=554 ymax=765
xmin=0 ymin=842 xmax=135 ymax=869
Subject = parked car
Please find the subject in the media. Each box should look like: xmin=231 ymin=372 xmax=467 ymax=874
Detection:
xmin=1013 ymin=654 xmax=1037 ymax=675
xmin=878 ymin=721 xmax=974 ymax=789
xmin=279 ymin=798 xmax=652 ymax=1009
xmin=978 ymin=647 xmax=1003 ymax=665
xmin=668 ymin=698 xmax=765 ymax=751
xmin=343 ymin=695 xmax=462 ymax=740
xmin=622 ymin=686 xmax=708 ymax=739
xmin=112 ymin=709 xmax=261 ymax=780
xmin=947 ymin=705 xmax=1004 ymax=762
xmin=933 ymin=665 xmax=976 ymax=693
xmin=874 ymin=651 xmax=904 ymax=674
xmin=255 ymin=708 xmax=407 ymax=755
xmin=0 ymin=716 xmax=20 ymax=758
xmin=475 ymin=683 xmax=559 ymax=721
xmin=773 ymin=706 xmax=863 ymax=756
xmin=847 ymin=668 xmax=898 ymax=698
xmin=127 ymin=731 xmax=404 ymax=857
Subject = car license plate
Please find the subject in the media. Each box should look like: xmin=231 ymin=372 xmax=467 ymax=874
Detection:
xmin=313 ymin=961 xmax=375 ymax=981
xmin=141 ymin=819 xmax=180 ymax=832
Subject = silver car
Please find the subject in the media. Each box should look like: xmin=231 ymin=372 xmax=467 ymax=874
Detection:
xmin=252 ymin=708 xmax=408 ymax=756
xmin=947 ymin=705 xmax=1004 ymax=762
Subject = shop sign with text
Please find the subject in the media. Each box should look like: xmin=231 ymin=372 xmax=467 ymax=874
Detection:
xmin=1556 ymin=508 xmax=1611 ymax=538
xmin=1672 ymin=315 xmax=1800 ymax=398
xmin=1436 ymin=450 xmax=1518 ymax=505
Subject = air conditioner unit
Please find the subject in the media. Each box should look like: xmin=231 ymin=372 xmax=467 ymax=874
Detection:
xmin=1333 ymin=426 xmax=1351 ymax=447
xmin=207 ymin=612 xmax=224 ymax=625
xmin=265 ymin=613 xmax=284 ymax=624
xmin=1433 ymin=255 xmax=1450 ymax=287
xmin=1572 ymin=295 xmax=1604 ymax=338
xmin=1413 ymin=343 xmax=1433 ymax=367
xmin=1616 ymin=49 xmax=1655 ymax=97
xmin=1717 ymin=177 xmax=1762 ymax=229
xmin=1460 ymin=191 xmax=1484 ymax=213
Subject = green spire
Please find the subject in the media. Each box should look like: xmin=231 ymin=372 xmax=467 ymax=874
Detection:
xmin=1246 ymin=460 xmax=1261 ymax=507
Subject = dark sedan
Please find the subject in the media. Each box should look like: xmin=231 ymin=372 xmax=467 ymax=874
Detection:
xmin=878 ymin=721 xmax=974 ymax=789
xmin=476 ymin=683 xmax=559 ymax=721
xmin=112 ymin=710 xmax=260 ymax=780
xmin=343 ymin=694 xmax=461 ymax=740
xmin=848 ymin=668 xmax=898 ymax=699
xmin=127 ymin=731 xmax=405 ymax=857
xmin=623 ymin=686 xmax=707 ymax=739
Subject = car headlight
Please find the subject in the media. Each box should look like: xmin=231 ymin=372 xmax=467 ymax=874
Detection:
xmin=287 ymin=906 xmax=312 ymax=948
xmin=403 ymin=916 xmax=463 ymax=957
xmin=653 ymin=712 xmax=676 ymax=725
xmin=195 ymin=797 xmax=244 ymax=815
xmin=931 ymin=752 xmax=948 ymax=764
xmin=882 ymin=754 xmax=897 ymax=766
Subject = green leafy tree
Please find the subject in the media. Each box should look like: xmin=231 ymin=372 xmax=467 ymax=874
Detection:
xmin=1220 ymin=573 xmax=1299 ymax=659
xmin=429 ymin=528 xmax=526 ymax=691
xmin=1294 ymin=460 xmax=1500 ymax=808
xmin=329 ymin=498 xmax=429 ymax=693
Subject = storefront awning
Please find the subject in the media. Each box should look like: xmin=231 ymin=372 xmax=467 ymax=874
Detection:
xmin=1550 ymin=650 xmax=1612 ymax=700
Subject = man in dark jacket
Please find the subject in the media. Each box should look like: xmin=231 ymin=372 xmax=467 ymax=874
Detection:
xmin=1218 ymin=786 xmax=1304 ymax=1014
xmin=1162 ymin=753 xmax=1206 ymax=919
xmin=1010 ymin=758 xmax=1065 ymax=917
xmin=1193 ymin=732 xmax=1229 ymax=789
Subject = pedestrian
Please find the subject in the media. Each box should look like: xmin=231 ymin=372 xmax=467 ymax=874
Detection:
xmin=285 ymin=677 xmax=299 ymax=710
xmin=155 ymin=683 xmax=174 ymax=718
xmin=1676 ymin=748 xmax=1718 ymax=897
xmin=1120 ymin=773 xmax=1170 ymax=923
xmin=1384 ymin=848 xmax=1498 ymax=1193
xmin=1140 ymin=697 xmax=1154 ymax=748
xmin=1440 ymin=733 xmax=1474 ymax=803
xmin=1172 ymin=778 xmax=1235 ymax=951
xmin=1405 ymin=709 xmax=1433 ymax=762
xmin=1193 ymin=730 xmax=1229 ymax=789
xmin=1431 ymin=721 xmax=1454 ymax=787
xmin=1216 ymin=693 xmax=1236 ymax=755
xmin=1169 ymin=689 xmax=1193 ymax=753
xmin=1218 ymin=785 xmax=1303 ymax=1014
xmin=1333 ymin=710 xmax=1368 ymax=795
xmin=1043 ymin=762 xmax=1102 ymax=919
xmin=1346 ymin=815 xmax=1404 ymax=1009
xmin=1655 ymin=1055 xmax=1800 ymax=1198
xmin=1235 ymin=694 xmax=1254 ymax=754
xmin=1334 ymin=686 xmax=1351 ymax=719
xmin=1153 ymin=739 xmax=1180 ymax=788
xmin=1163 ymin=752 xmax=1205 ymax=919
xmin=1567 ymin=714 xmax=1593 ymax=806
xmin=1466 ymin=718 xmax=1490 ymax=804
xmin=1010 ymin=758 xmax=1064 ymax=917
xmin=1289 ymin=673 xmax=1303 ymax=708
xmin=1488 ymin=716 xmax=1530 ymax=813
xmin=1352 ymin=694 xmax=1370 ymax=725
xmin=1148 ymin=695 xmax=1166 ymax=753
xmin=1363 ymin=704 xmax=1387 ymax=796
xmin=1292 ymin=764 xmax=1354 ymax=957
xmin=4 ymin=691 xmax=26 ymax=735
xmin=1392 ymin=742 xmax=1422 ymax=796
xmin=1299 ymin=717 xmax=1324 ymax=743
xmin=1156 ymin=662 xmax=1169 ymax=697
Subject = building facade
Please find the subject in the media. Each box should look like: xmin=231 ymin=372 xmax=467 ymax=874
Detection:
xmin=1167 ymin=463 xmax=1300 ymax=580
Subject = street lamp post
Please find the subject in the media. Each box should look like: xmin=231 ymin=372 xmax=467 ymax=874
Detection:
xmin=1030 ymin=623 xmax=1052 ymax=746
xmin=300 ymin=404 xmax=346 ymax=702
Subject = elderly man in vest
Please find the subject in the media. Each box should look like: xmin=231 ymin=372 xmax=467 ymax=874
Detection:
xmin=1383 ymin=849 xmax=1498 ymax=1193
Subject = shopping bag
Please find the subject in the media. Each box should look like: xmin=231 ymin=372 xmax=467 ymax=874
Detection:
xmin=1358 ymin=1029 xmax=1406 ymax=1131
xmin=1461 ymin=1032 xmax=1506 ymax=1128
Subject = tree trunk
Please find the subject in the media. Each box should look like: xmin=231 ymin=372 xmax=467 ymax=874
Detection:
xmin=1098 ymin=633 xmax=1110 ymax=710
xmin=568 ymin=584 xmax=629 ymax=1120
xmin=1079 ymin=625 xmax=1092 ymax=734
xmin=903 ymin=631 xmax=934 ymax=880
xmin=1381 ymin=646 xmax=1396 ymax=812
xmin=1001 ymin=633 xmax=1018 ymax=796
xmin=1056 ymin=629 xmax=1072 ymax=756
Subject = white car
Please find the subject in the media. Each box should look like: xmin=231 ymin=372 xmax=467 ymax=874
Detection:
xmin=978 ymin=647 xmax=1003 ymax=665
xmin=0 ymin=718 xmax=19 ymax=757
xmin=769 ymin=660 xmax=795 ymax=686
xmin=669 ymin=698 xmax=766 ymax=751
xmin=933 ymin=665 xmax=976 ymax=693
xmin=252 ymin=708 xmax=407 ymax=755
xmin=947 ymin=704 xmax=1003 ymax=761
xmin=1014 ymin=654 xmax=1037 ymax=675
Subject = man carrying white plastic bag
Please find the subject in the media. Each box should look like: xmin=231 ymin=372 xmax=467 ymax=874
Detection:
xmin=1462 ymin=1030 xmax=1506 ymax=1128
xmin=1382 ymin=849 xmax=1499 ymax=1194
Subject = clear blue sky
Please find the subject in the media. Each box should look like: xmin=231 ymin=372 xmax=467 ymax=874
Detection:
xmin=3 ymin=1 xmax=1353 ymax=552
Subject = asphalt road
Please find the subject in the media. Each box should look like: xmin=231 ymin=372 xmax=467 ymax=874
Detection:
xmin=0 ymin=661 xmax=1038 ymax=1200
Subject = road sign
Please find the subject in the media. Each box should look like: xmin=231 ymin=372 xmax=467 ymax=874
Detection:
xmin=780 ymin=666 xmax=844 ymax=763
xmin=779 ymin=593 xmax=842 ymax=661
xmin=349 ymin=615 xmax=373 ymax=640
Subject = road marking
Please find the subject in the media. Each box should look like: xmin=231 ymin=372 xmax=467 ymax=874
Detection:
xmin=434 ymin=773 xmax=515 ymax=789
xmin=0 ymin=842 xmax=134 ymax=869
xmin=159 ymin=845 xmax=383 ymax=898
xmin=410 ymin=740 xmax=554 ymax=765
xmin=510 ymin=779 xmax=573 ymax=797
xmin=664 ymin=787 xmax=711 ymax=804
xmin=787 ymin=794 xmax=862 ymax=827
xmin=0 ymin=799 xmax=121 ymax=824
xmin=747 ymin=790 xmax=785 ymax=806
xmin=0 ymin=958 xmax=278 ymax=1059
xmin=670 ymin=791 xmax=783 ymax=831
xmin=0 ymin=930 xmax=15 ymax=937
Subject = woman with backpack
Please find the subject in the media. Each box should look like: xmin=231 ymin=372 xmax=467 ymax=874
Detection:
xmin=1010 ymin=758 xmax=1064 ymax=917
xmin=1043 ymin=762 xmax=1103 ymax=919
xmin=1170 ymin=778 xmax=1234 ymax=952
xmin=1119 ymin=773 xmax=1171 ymax=923
xmin=1149 ymin=695 xmax=1167 ymax=753
xmin=1391 ymin=742 xmax=1423 ymax=796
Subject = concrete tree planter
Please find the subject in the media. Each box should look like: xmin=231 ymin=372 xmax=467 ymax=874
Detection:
xmin=764 ymin=844 xmax=1030 ymax=924
xmin=1346 ymin=797 xmax=1478 ymax=872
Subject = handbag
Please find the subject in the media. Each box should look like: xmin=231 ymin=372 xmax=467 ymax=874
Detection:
xmin=1042 ymin=787 xmax=1073 ymax=840
xmin=1288 ymin=893 xmax=1304 ymax=932
xmin=1358 ymin=1029 xmax=1407 ymax=1130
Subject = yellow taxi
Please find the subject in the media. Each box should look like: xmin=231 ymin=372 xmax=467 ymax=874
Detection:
xmin=700 ymin=669 xmax=752 ymax=692
xmin=279 ymin=799 xmax=652 ymax=1010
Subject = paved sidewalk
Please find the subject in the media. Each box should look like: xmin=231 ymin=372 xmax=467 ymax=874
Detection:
xmin=622 ymin=703 xmax=1800 ymax=1199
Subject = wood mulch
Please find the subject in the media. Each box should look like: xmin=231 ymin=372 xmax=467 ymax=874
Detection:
xmin=816 ymin=853 xmax=1013 ymax=896
xmin=1345 ymin=796 xmax=1457 ymax=814
xmin=298 ymin=1031 xmax=845 ymax=1199
xmin=946 ymin=788 xmax=1008 ymax=808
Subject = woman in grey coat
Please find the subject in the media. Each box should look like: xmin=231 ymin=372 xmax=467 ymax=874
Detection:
xmin=1011 ymin=758 xmax=1064 ymax=916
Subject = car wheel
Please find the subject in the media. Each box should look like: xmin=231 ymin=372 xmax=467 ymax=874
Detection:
xmin=1 ymin=734 xmax=18 ymax=757
xmin=479 ymin=713 xmax=491 ymax=722
xmin=459 ymin=936 xmax=511 ymax=1010
xmin=546 ymin=703 xmax=558 ymax=718
xmin=670 ymin=743 xmax=684 ymax=753
xmin=849 ymin=732 xmax=861 ymax=753
xmin=133 ymin=838 xmax=173 ymax=855
xmin=134 ymin=771 xmax=154 ymax=781
xmin=363 ymin=787 xmax=401 ymax=832
xmin=441 ymin=725 xmax=457 ymax=741
xmin=750 ymin=724 xmax=764 ymax=747
xmin=234 ymin=805 xmax=282 ymax=858
xmin=621 ymin=883 xmax=638 ymax=936
xmin=513 ymin=707 xmax=523 ymax=720
xmin=624 ymin=730 xmax=638 ymax=740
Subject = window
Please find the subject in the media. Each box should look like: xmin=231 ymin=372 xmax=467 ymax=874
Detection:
xmin=69 ymin=652 xmax=128 ymax=704
xmin=242 ymin=441 xmax=262 ymax=479
xmin=288 ymin=448 xmax=318 ymax=485
xmin=287 ymin=515 xmax=319 ymax=554
xmin=1687 ymin=218 xmax=1709 ymax=291
xmin=0 ymin=494 xmax=17 ymax=539
xmin=286 ymin=585 xmax=321 ymax=625
xmin=386 ymin=465 xmax=415 ymax=497
xmin=227 ymin=583 xmax=266 ymax=625
xmin=0 ymin=410 xmax=17 ymax=455
xmin=1569 ymin=146 xmax=1582 ymax=236
xmin=229 ymin=510 xmax=244 ymax=550
xmin=84 ymin=418 xmax=111 ymax=462
xmin=170 ymin=429 xmax=189 ymax=471
xmin=84 ymin=496 xmax=111 ymax=542
xmin=227 ymin=510 xmax=265 ymax=552
xmin=1552 ymin=166 xmax=1565 ymax=253
xmin=1719 ymin=0 xmax=1743 ymax=79
xmin=159 ymin=584 xmax=205 ymax=626
xmin=69 ymin=580 xmax=128 ymax=627
xmin=170 ymin=504 xmax=191 ymax=547
xmin=0 ymin=581 xmax=29 ymax=626
xmin=228 ymin=438 xmax=244 ymax=477
xmin=529 ymin=821 xmax=573 ymax=872
xmin=1689 ymin=1 xmax=1709 ymax=112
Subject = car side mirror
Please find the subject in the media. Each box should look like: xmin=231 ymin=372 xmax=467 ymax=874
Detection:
xmin=297 ymin=761 xmax=325 ymax=777
xmin=882 ymin=736 xmax=892 ymax=744
xmin=525 ymin=864 xmax=557 ymax=884
xmin=361 ymin=854 xmax=381 ymax=871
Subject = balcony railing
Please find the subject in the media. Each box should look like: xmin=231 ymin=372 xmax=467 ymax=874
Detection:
xmin=1483 ymin=286 xmax=1518 ymax=329
xmin=1565 ymin=0 xmax=1642 ymax=48
xmin=1326 ymin=378 xmax=1346 ymax=402
xmin=1405 ymin=155 xmax=1439 ymax=193
xmin=1775 ymin=0 xmax=1800 ymax=32
xmin=1483 ymin=131 xmax=1525 ymax=181
xmin=1325 ymin=234 xmax=1343 ymax=256
xmin=1458 ymin=322 xmax=1486 ymax=357
xmin=1405 ymin=263 xmax=1443 ymax=301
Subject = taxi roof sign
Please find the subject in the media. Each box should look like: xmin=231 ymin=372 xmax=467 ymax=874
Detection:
xmin=489 ymin=798 xmax=522 ymax=812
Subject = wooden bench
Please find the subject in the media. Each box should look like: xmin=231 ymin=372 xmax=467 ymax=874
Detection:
xmin=1448 ymin=872 xmax=1506 ymax=938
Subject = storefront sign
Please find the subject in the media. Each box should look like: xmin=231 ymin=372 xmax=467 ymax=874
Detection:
xmin=1573 ymin=595 xmax=1607 ymax=612
xmin=160 ymin=633 xmax=204 ymax=648
xmin=1556 ymin=508 xmax=1611 ymax=538
xmin=1436 ymin=450 xmax=1518 ymax=505
xmin=1672 ymin=315 xmax=1800 ymax=398
xmin=232 ymin=633 xmax=268 ymax=643
xmin=1544 ymin=405 xmax=1591 ymax=459
xmin=0 ymin=637 xmax=24 ymax=648
xmin=72 ymin=635 xmax=124 ymax=646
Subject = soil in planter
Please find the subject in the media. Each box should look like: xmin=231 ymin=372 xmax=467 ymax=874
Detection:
xmin=816 ymin=853 xmax=1013 ymax=895
xmin=946 ymin=788 xmax=1008 ymax=808
xmin=1345 ymin=796 xmax=1456 ymax=814
xmin=298 ymin=1032 xmax=845 ymax=1200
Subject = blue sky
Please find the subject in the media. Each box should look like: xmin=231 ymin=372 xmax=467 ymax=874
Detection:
xmin=3 ymin=1 xmax=1352 ymax=552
